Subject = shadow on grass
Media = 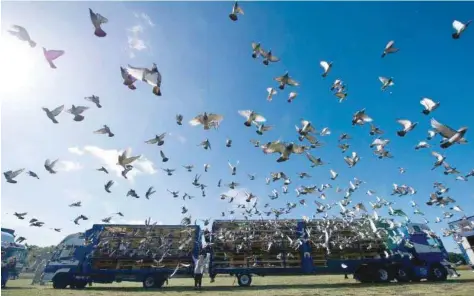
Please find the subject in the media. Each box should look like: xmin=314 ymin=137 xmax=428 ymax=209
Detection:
xmin=1 ymin=286 xmax=36 ymax=290
xmin=84 ymin=278 xmax=474 ymax=292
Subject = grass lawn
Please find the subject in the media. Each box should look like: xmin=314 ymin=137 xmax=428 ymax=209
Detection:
xmin=2 ymin=271 xmax=474 ymax=296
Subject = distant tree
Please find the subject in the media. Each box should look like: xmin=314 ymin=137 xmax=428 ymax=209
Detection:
xmin=448 ymin=252 xmax=466 ymax=265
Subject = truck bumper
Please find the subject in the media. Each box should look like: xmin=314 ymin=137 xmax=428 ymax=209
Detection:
xmin=42 ymin=272 xmax=55 ymax=282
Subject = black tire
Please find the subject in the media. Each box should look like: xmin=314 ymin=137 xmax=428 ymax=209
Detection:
xmin=237 ymin=274 xmax=252 ymax=287
xmin=394 ymin=266 xmax=410 ymax=282
xmin=143 ymin=275 xmax=156 ymax=289
xmin=52 ymin=274 xmax=69 ymax=289
xmin=428 ymin=264 xmax=448 ymax=282
xmin=373 ymin=266 xmax=390 ymax=283
xmin=354 ymin=265 xmax=371 ymax=283
xmin=74 ymin=280 xmax=88 ymax=289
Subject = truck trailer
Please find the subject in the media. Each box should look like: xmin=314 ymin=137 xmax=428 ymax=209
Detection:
xmin=208 ymin=219 xmax=453 ymax=286
xmin=42 ymin=224 xmax=201 ymax=289
xmin=448 ymin=215 xmax=474 ymax=270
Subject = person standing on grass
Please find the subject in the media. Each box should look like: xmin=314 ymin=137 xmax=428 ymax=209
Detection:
xmin=192 ymin=252 xmax=206 ymax=290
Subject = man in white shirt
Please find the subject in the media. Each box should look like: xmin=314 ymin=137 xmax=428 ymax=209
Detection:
xmin=192 ymin=253 xmax=206 ymax=290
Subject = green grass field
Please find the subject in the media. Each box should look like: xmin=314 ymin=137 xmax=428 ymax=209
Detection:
xmin=3 ymin=271 xmax=474 ymax=296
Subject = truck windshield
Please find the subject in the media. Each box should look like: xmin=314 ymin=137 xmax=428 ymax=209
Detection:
xmin=4 ymin=248 xmax=27 ymax=262
xmin=51 ymin=245 xmax=76 ymax=260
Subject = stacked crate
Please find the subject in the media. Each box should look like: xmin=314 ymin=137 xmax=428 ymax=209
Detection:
xmin=90 ymin=225 xmax=198 ymax=270
xmin=211 ymin=220 xmax=302 ymax=269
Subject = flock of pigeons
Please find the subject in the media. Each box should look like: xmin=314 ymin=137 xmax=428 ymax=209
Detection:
xmin=2 ymin=3 xmax=473 ymax=262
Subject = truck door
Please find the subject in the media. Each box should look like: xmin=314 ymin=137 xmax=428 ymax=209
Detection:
xmin=461 ymin=236 xmax=474 ymax=266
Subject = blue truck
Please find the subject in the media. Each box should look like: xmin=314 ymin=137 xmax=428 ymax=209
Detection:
xmin=1 ymin=228 xmax=28 ymax=287
xmin=448 ymin=215 xmax=474 ymax=270
xmin=42 ymin=224 xmax=200 ymax=289
xmin=208 ymin=219 xmax=453 ymax=286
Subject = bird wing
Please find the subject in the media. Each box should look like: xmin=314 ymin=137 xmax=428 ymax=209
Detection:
xmin=189 ymin=115 xmax=203 ymax=126
xmin=50 ymin=159 xmax=59 ymax=168
xmin=320 ymin=61 xmax=329 ymax=71
xmin=74 ymin=106 xmax=90 ymax=114
xmin=263 ymin=142 xmax=286 ymax=154
xmin=44 ymin=49 xmax=65 ymax=61
xmin=160 ymin=151 xmax=166 ymax=158
xmin=268 ymin=54 xmax=280 ymax=62
xmin=10 ymin=169 xmax=25 ymax=178
xmin=251 ymin=42 xmax=259 ymax=50
xmin=126 ymin=65 xmax=146 ymax=81
xmin=379 ymin=76 xmax=388 ymax=84
xmin=431 ymin=151 xmax=443 ymax=161
xmin=123 ymin=155 xmax=140 ymax=165
xmin=45 ymin=159 xmax=51 ymax=166
xmin=385 ymin=40 xmax=395 ymax=50
xmin=274 ymin=75 xmax=285 ymax=82
xmin=430 ymin=118 xmax=457 ymax=139
xmin=51 ymin=105 xmax=65 ymax=116
xmin=286 ymin=77 xmax=299 ymax=86
xmin=397 ymin=119 xmax=411 ymax=129
xmin=94 ymin=127 xmax=108 ymax=134
xmin=292 ymin=144 xmax=307 ymax=154
xmin=238 ymin=110 xmax=252 ymax=119
xmin=253 ymin=114 xmax=266 ymax=123
xmin=207 ymin=113 xmax=224 ymax=122
xmin=144 ymin=70 xmax=160 ymax=87
xmin=420 ymin=98 xmax=435 ymax=110
xmin=453 ymin=20 xmax=464 ymax=32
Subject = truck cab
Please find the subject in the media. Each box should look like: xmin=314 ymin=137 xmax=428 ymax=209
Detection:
xmin=449 ymin=216 xmax=474 ymax=270
xmin=42 ymin=232 xmax=86 ymax=284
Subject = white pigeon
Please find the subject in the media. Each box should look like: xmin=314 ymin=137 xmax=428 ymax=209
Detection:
xmin=329 ymin=169 xmax=338 ymax=180
xmin=274 ymin=72 xmax=299 ymax=90
xmin=396 ymin=119 xmax=417 ymax=137
xmin=266 ymin=87 xmax=277 ymax=101
xmin=238 ymin=110 xmax=266 ymax=127
xmin=452 ymin=20 xmax=471 ymax=39
xmin=229 ymin=1 xmax=244 ymax=21
xmin=344 ymin=152 xmax=360 ymax=168
xmin=381 ymin=40 xmax=399 ymax=58
xmin=320 ymin=61 xmax=332 ymax=77
xmin=8 ymin=25 xmax=36 ymax=47
xmin=42 ymin=105 xmax=64 ymax=124
xmin=189 ymin=112 xmax=224 ymax=130
xmin=379 ymin=76 xmax=394 ymax=91
xmin=430 ymin=118 xmax=468 ymax=149
xmin=320 ymin=127 xmax=331 ymax=136
xmin=67 ymin=105 xmax=89 ymax=122
xmin=415 ymin=141 xmax=430 ymax=150
xmin=352 ymin=109 xmax=373 ymax=126
xmin=126 ymin=63 xmax=162 ymax=96
xmin=288 ymin=92 xmax=297 ymax=103
xmin=420 ymin=98 xmax=440 ymax=115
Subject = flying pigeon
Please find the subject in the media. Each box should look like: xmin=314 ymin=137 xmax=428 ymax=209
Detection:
xmin=226 ymin=138 xmax=232 ymax=147
xmin=381 ymin=40 xmax=399 ymax=58
xmin=176 ymin=114 xmax=183 ymax=125
xmin=330 ymin=169 xmax=338 ymax=180
xmin=320 ymin=61 xmax=332 ymax=77
xmin=369 ymin=124 xmax=384 ymax=136
xmin=8 ymin=25 xmax=36 ymax=47
xmin=260 ymin=49 xmax=280 ymax=65
xmin=238 ymin=110 xmax=266 ymax=127
xmin=452 ymin=20 xmax=471 ymax=39
xmin=89 ymin=8 xmax=108 ymax=37
xmin=430 ymin=118 xmax=468 ymax=149
xmin=415 ymin=141 xmax=430 ymax=150
xmin=120 ymin=67 xmax=137 ymax=90
xmin=44 ymin=159 xmax=59 ymax=174
xmin=94 ymin=125 xmax=114 ymax=137
xmin=126 ymin=63 xmax=162 ymax=96
xmin=251 ymin=42 xmax=262 ymax=58
xmin=117 ymin=148 xmax=141 ymax=169
xmin=379 ymin=76 xmax=394 ymax=91
xmin=189 ymin=112 xmax=224 ymax=130
xmin=160 ymin=150 xmax=169 ymax=162
xmin=420 ymin=98 xmax=440 ymax=115
xmin=3 ymin=169 xmax=25 ymax=184
xmin=255 ymin=123 xmax=273 ymax=135
xmin=266 ymin=88 xmax=277 ymax=101
xmin=145 ymin=186 xmax=156 ymax=199
xmin=229 ymin=1 xmax=244 ymax=21
xmin=84 ymin=95 xmax=102 ymax=108
xmin=97 ymin=166 xmax=109 ymax=174
xmin=42 ymin=105 xmax=64 ymax=124
xmin=288 ymin=92 xmax=297 ymax=103
xmin=262 ymin=141 xmax=307 ymax=162
xmin=198 ymin=139 xmax=211 ymax=150
xmin=396 ymin=119 xmax=417 ymax=137
xmin=274 ymin=72 xmax=299 ymax=90
xmin=145 ymin=133 xmax=167 ymax=146
xmin=352 ymin=109 xmax=373 ymax=126
xmin=27 ymin=171 xmax=39 ymax=179
xmin=67 ymin=105 xmax=89 ymax=122
xmin=42 ymin=48 xmax=65 ymax=69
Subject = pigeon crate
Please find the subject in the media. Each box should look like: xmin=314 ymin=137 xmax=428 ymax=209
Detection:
xmin=92 ymin=258 xmax=117 ymax=270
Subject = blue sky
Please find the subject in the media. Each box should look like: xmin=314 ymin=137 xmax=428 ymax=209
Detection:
xmin=1 ymin=1 xmax=473 ymax=252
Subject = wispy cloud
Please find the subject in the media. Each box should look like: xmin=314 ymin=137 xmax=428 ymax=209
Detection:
xmin=56 ymin=160 xmax=84 ymax=172
xmin=68 ymin=147 xmax=84 ymax=156
xmin=169 ymin=132 xmax=187 ymax=144
xmin=68 ymin=146 xmax=157 ymax=182
xmin=126 ymin=12 xmax=156 ymax=58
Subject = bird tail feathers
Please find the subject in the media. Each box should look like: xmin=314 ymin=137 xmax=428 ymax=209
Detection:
xmin=94 ymin=27 xmax=107 ymax=37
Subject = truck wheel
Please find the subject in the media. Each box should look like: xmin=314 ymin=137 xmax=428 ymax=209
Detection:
xmin=237 ymin=274 xmax=252 ymax=287
xmin=74 ymin=280 xmax=88 ymax=289
xmin=354 ymin=265 xmax=371 ymax=283
xmin=374 ymin=266 xmax=390 ymax=283
xmin=428 ymin=264 xmax=447 ymax=282
xmin=143 ymin=275 xmax=156 ymax=289
xmin=394 ymin=267 xmax=410 ymax=282
xmin=52 ymin=275 xmax=69 ymax=289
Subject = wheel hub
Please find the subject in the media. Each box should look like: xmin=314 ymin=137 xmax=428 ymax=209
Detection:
xmin=433 ymin=268 xmax=443 ymax=278
xmin=240 ymin=275 xmax=249 ymax=284
xmin=378 ymin=269 xmax=388 ymax=281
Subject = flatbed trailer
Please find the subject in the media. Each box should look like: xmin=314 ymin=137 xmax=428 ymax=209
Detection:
xmin=208 ymin=219 xmax=453 ymax=286
xmin=449 ymin=215 xmax=474 ymax=270
xmin=43 ymin=224 xmax=201 ymax=289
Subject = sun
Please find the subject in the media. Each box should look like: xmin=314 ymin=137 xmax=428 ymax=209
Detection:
xmin=0 ymin=35 xmax=38 ymax=96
